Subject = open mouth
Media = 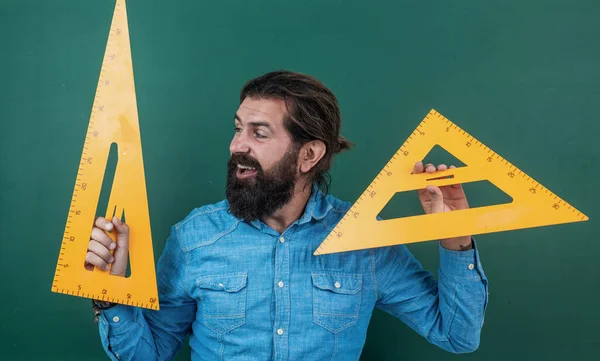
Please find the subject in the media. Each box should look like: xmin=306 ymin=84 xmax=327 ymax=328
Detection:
xmin=236 ymin=164 xmax=258 ymax=179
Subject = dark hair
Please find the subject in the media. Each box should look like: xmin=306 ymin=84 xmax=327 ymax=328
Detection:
xmin=239 ymin=70 xmax=353 ymax=193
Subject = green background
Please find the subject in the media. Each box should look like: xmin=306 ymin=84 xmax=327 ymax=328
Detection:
xmin=1 ymin=0 xmax=598 ymax=360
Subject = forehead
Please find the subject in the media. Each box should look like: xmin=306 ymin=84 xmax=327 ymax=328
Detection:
xmin=236 ymin=97 xmax=287 ymax=127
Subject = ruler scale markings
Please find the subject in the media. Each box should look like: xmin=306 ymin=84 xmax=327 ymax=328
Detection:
xmin=314 ymin=109 xmax=588 ymax=255
xmin=51 ymin=0 xmax=159 ymax=310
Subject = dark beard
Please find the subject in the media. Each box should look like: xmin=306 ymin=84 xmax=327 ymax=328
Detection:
xmin=226 ymin=146 xmax=299 ymax=221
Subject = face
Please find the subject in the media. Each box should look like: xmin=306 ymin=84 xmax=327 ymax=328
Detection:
xmin=226 ymin=97 xmax=300 ymax=221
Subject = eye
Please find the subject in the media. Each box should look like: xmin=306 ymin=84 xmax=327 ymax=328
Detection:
xmin=254 ymin=131 xmax=267 ymax=139
xmin=234 ymin=127 xmax=242 ymax=133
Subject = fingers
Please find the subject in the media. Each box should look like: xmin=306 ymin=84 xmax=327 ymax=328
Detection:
xmin=85 ymin=216 xmax=127 ymax=275
xmin=413 ymin=161 xmax=424 ymax=174
xmin=414 ymin=162 xmax=451 ymax=172
xmin=87 ymin=221 xmax=115 ymax=271
xmin=85 ymin=248 xmax=111 ymax=271
xmin=415 ymin=162 xmax=449 ymax=173
xmin=95 ymin=217 xmax=113 ymax=232
xmin=448 ymin=165 xmax=462 ymax=188
xmin=426 ymin=185 xmax=445 ymax=213
xmin=110 ymin=216 xmax=129 ymax=277
xmin=86 ymin=217 xmax=117 ymax=271
xmin=414 ymin=161 xmax=461 ymax=201
xmin=91 ymin=227 xmax=116 ymax=250
xmin=414 ymin=161 xmax=446 ymax=197
xmin=111 ymin=216 xmax=130 ymax=247
xmin=88 ymin=240 xmax=114 ymax=265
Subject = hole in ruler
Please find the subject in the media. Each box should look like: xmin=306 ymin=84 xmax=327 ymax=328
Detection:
xmin=96 ymin=142 xmax=119 ymax=219
xmin=422 ymin=145 xmax=467 ymax=168
xmin=121 ymin=208 xmax=131 ymax=278
xmin=84 ymin=142 xmax=119 ymax=272
xmin=377 ymin=180 xmax=513 ymax=220
xmin=426 ymin=174 xmax=455 ymax=181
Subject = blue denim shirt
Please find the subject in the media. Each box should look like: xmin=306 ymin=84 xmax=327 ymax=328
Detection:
xmin=97 ymin=186 xmax=488 ymax=361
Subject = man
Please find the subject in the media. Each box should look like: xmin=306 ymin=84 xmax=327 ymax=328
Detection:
xmin=86 ymin=70 xmax=488 ymax=361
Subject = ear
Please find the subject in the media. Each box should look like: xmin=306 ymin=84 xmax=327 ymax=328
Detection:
xmin=298 ymin=140 xmax=326 ymax=174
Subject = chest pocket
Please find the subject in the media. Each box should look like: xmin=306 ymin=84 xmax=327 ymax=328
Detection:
xmin=312 ymin=272 xmax=362 ymax=334
xmin=196 ymin=273 xmax=247 ymax=335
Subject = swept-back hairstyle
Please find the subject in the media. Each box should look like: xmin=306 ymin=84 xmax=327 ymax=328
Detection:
xmin=240 ymin=70 xmax=353 ymax=193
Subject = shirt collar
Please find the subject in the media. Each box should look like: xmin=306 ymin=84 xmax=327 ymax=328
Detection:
xmin=296 ymin=183 xmax=333 ymax=225
xmin=247 ymin=183 xmax=333 ymax=231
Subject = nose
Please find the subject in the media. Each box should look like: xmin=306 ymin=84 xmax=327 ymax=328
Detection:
xmin=229 ymin=131 xmax=250 ymax=154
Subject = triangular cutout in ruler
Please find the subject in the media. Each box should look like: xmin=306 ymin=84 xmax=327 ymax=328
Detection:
xmin=315 ymin=109 xmax=588 ymax=255
xmin=52 ymin=0 xmax=159 ymax=310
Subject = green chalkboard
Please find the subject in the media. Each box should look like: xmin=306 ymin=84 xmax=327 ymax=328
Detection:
xmin=1 ymin=1 xmax=598 ymax=360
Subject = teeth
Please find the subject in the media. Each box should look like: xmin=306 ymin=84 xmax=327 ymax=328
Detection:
xmin=237 ymin=164 xmax=256 ymax=170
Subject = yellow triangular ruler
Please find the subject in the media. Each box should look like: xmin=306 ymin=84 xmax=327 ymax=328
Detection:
xmin=315 ymin=109 xmax=588 ymax=255
xmin=52 ymin=0 xmax=159 ymax=310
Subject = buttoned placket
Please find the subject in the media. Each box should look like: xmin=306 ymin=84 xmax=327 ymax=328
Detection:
xmin=273 ymin=229 xmax=293 ymax=361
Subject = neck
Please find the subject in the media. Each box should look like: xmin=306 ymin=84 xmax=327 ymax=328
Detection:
xmin=262 ymin=179 xmax=313 ymax=234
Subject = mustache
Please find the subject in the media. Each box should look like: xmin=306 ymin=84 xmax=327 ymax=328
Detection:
xmin=229 ymin=153 xmax=262 ymax=171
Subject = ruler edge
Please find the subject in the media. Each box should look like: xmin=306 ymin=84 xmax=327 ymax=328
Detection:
xmin=51 ymin=0 xmax=122 ymax=293
xmin=52 ymin=0 xmax=160 ymax=310
xmin=314 ymin=108 xmax=589 ymax=255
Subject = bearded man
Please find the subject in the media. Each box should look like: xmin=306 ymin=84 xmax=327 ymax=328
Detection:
xmin=85 ymin=70 xmax=488 ymax=361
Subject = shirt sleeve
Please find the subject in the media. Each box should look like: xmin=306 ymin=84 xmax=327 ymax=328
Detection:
xmin=373 ymin=239 xmax=488 ymax=353
xmin=96 ymin=226 xmax=197 ymax=361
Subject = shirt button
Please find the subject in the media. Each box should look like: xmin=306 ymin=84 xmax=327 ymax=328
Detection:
xmin=334 ymin=281 xmax=341 ymax=288
xmin=279 ymin=236 xmax=285 ymax=243
xmin=278 ymin=281 xmax=284 ymax=288
xmin=115 ymin=352 xmax=120 ymax=360
xmin=468 ymin=264 xmax=475 ymax=270
xmin=277 ymin=328 xmax=284 ymax=335
xmin=112 ymin=316 xmax=120 ymax=323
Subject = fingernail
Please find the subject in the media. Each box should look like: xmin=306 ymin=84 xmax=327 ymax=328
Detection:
xmin=109 ymin=257 xmax=114 ymax=263
xmin=109 ymin=243 xmax=116 ymax=250
xmin=105 ymin=223 xmax=113 ymax=231
xmin=104 ymin=265 xmax=110 ymax=271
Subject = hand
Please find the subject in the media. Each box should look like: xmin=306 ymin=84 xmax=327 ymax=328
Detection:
xmin=413 ymin=161 xmax=473 ymax=251
xmin=84 ymin=216 xmax=129 ymax=276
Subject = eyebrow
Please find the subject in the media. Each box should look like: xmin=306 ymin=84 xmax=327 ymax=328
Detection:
xmin=234 ymin=113 xmax=272 ymax=129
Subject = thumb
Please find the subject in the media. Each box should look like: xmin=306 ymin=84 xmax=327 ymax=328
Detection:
xmin=110 ymin=216 xmax=129 ymax=277
xmin=426 ymin=186 xmax=445 ymax=214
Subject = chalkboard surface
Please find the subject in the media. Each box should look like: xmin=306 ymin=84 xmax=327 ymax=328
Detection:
xmin=1 ymin=1 xmax=598 ymax=360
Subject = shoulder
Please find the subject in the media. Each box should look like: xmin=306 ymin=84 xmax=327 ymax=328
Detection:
xmin=324 ymin=193 xmax=352 ymax=214
xmin=318 ymin=192 xmax=353 ymax=231
xmin=319 ymin=192 xmax=412 ymax=260
xmin=172 ymin=199 xmax=240 ymax=252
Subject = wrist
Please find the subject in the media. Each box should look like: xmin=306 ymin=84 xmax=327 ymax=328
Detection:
xmin=440 ymin=236 xmax=473 ymax=251
xmin=92 ymin=299 xmax=117 ymax=324
xmin=92 ymin=299 xmax=117 ymax=309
